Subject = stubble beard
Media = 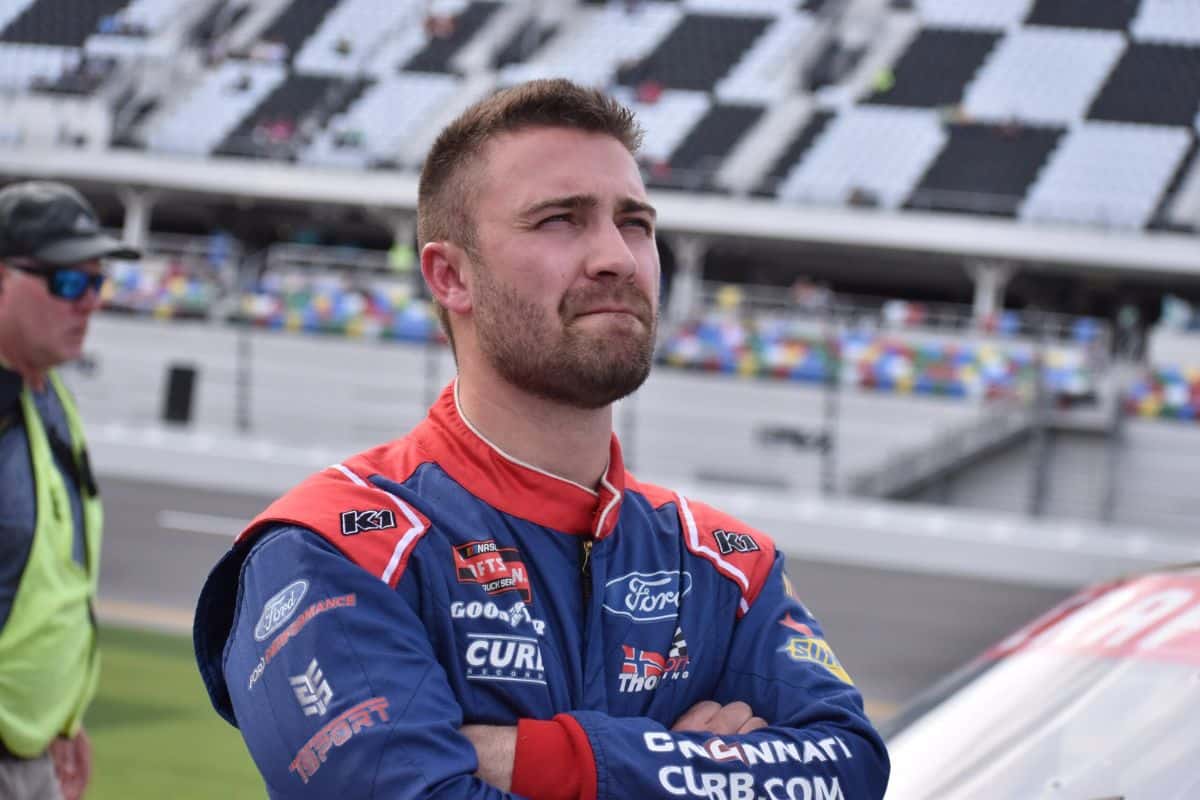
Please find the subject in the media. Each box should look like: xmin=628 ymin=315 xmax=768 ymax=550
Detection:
xmin=472 ymin=265 xmax=656 ymax=410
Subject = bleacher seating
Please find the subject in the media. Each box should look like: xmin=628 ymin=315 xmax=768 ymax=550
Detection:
xmin=0 ymin=0 xmax=36 ymax=35
xmin=404 ymin=1 xmax=499 ymax=73
xmin=258 ymin=0 xmax=342 ymax=60
xmin=499 ymin=3 xmax=682 ymax=88
xmin=0 ymin=0 xmax=126 ymax=46
xmin=961 ymin=27 xmax=1126 ymax=127
xmin=658 ymin=306 xmax=1099 ymax=401
xmin=110 ymin=0 xmax=191 ymax=35
xmin=1025 ymin=0 xmax=1141 ymax=31
xmin=911 ymin=0 xmax=1032 ymax=30
xmin=714 ymin=9 xmax=812 ymax=104
xmin=1132 ymin=0 xmax=1200 ymax=47
xmin=0 ymin=42 xmax=79 ymax=89
xmin=756 ymin=110 xmax=833 ymax=195
xmin=102 ymin=255 xmax=218 ymax=319
xmin=616 ymin=12 xmax=771 ymax=92
xmin=652 ymin=103 xmax=763 ymax=191
xmin=291 ymin=0 xmax=423 ymax=76
xmin=616 ymin=87 xmax=712 ymax=165
xmin=1127 ymin=367 xmax=1200 ymax=422
xmin=4 ymin=0 xmax=1200 ymax=237
xmin=302 ymin=71 xmax=460 ymax=168
xmin=234 ymin=269 xmax=441 ymax=343
xmin=145 ymin=60 xmax=287 ymax=155
xmin=907 ymin=123 xmax=1062 ymax=216
xmin=1087 ymin=43 xmax=1200 ymax=127
xmin=1020 ymin=121 xmax=1191 ymax=229
xmin=868 ymin=28 xmax=999 ymax=108
xmin=215 ymin=72 xmax=365 ymax=158
xmin=777 ymin=105 xmax=946 ymax=209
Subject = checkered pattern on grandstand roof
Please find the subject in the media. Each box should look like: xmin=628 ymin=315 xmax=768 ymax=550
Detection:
xmin=1020 ymin=121 xmax=1193 ymax=230
xmin=961 ymin=26 xmax=1126 ymax=126
xmin=499 ymin=2 xmax=682 ymax=88
xmin=777 ymin=105 xmax=947 ymax=209
xmin=292 ymin=0 xmax=428 ymax=76
xmin=912 ymin=0 xmax=1032 ymax=30
xmin=1133 ymin=0 xmax=1200 ymax=46
xmin=616 ymin=87 xmax=713 ymax=163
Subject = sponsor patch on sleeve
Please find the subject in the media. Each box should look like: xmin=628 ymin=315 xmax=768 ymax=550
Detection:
xmin=340 ymin=508 xmax=397 ymax=535
xmin=289 ymin=697 xmax=390 ymax=784
xmin=254 ymin=580 xmax=309 ymax=641
xmin=779 ymin=635 xmax=854 ymax=685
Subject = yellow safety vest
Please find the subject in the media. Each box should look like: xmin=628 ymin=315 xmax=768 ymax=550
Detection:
xmin=0 ymin=371 xmax=102 ymax=756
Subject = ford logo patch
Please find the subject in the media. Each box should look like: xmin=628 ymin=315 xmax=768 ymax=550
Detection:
xmin=254 ymin=579 xmax=308 ymax=641
xmin=602 ymin=571 xmax=692 ymax=622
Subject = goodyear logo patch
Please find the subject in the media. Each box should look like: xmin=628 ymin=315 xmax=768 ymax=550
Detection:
xmin=780 ymin=636 xmax=854 ymax=685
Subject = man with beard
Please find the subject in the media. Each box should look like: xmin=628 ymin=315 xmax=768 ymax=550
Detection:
xmin=194 ymin=80 xmax=889 ymax=799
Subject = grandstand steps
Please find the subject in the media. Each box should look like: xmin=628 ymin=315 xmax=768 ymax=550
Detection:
xmin=811 ymin=8 xmax=917 ymax=109
xmin=404 ymin=1 xmax=501 ymax=74
xmin=448 ymin=0 xmax=529 ymax=75
xmin=213 ymin=72 xmax=370 ymax=159
xmin=847 ymin=406 xmax=1034 ymax=500
xmin=617 ymin=12 xmax=770 ymax=93
xmin=717 ymin=94 xmax=813 ymax=196
xmin=651 ymin=103 xmax=763 ymax=193
xmin=224 ymin=0 xmax=294 ymax=55
xmin=396 ymin=71 xmax=493 ymax=168
xmin=493 ymin=18 xmax=557 ymax=71
xmin=867 ymin=27 xmax=1001 ymax=109
xmin=753 ymin=106 xmax=834 ymax=197
xmin=853 ymin=361 xmax=1129 ymax=501
xmin=259 ymin=0 xmax=341 ymax=62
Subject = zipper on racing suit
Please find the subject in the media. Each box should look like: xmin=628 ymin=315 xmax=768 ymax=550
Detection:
xmin=579 ymin=539 xmax=593 ymax=608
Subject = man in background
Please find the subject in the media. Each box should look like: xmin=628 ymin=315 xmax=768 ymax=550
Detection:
xmin=0 ymin=181 xmax=139 ymax=800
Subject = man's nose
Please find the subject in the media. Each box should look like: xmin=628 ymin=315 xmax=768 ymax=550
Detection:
xmin=585 ymin=221 xmax=639 ymax=281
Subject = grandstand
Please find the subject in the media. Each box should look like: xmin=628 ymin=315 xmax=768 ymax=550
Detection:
xmin=4 ymin=0 xmax=1200 ymax=555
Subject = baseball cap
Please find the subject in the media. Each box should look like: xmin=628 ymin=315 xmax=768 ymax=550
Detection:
xmin=0 ymin=181 xmax=140 ymax=266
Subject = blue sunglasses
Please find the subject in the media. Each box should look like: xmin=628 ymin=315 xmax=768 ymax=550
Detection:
xmin=9 ymin=261 xmax=107 ymax=301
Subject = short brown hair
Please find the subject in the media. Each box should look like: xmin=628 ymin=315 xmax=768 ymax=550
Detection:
xmin=417 ymin=79 xmax=644 ymax=345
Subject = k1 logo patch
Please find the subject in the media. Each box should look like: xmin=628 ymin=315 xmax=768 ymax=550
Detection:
xmin=340 ymin=508 xmax=397 ymax=535
xmin=713 ymin=528 xmax=759 ymax=555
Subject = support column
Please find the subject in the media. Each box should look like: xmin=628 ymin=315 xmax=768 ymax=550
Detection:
xmin=966 ymin=260 xmax=1014 ymax=324
xmin=666 ymin=234 xmax=707 ymax=326
xmin=118 ymin=187 xmax=156 ymax=252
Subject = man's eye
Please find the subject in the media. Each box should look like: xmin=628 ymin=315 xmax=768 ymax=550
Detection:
xmin=539 ymin=214 xmax=572 ymax=226
xmin=623 ymin=218 xmax=653 ymax=233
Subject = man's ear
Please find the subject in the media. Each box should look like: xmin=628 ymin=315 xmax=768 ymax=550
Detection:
xmin=421 ymin=241 xmax=472 ymax=316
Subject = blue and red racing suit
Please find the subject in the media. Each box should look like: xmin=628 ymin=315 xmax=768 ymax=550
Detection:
xmin=194 ymin=382 xmax=889 ymax=799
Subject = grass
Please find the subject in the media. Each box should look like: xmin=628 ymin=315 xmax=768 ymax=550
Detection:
xmin=86 ymin=625 xmax=264 ymax=799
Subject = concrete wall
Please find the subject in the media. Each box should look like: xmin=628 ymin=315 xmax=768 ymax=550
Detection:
xmin=70 ymin=314 xmax=980 ymax=493
xmin=911 ymin=421 xmax=1200 ymax=538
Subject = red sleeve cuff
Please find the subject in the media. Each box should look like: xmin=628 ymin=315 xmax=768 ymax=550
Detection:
xmin=510 ymin=714 xmax=597 ymax=800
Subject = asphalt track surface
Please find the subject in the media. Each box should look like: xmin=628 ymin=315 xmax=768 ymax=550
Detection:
xmin=97 ymin=475 xmax=1072 ymax=716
